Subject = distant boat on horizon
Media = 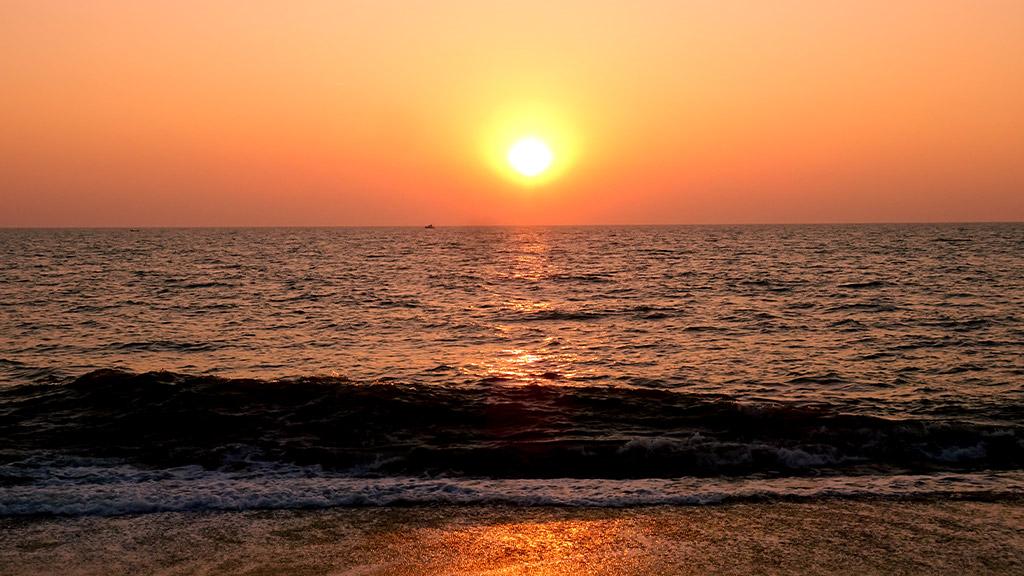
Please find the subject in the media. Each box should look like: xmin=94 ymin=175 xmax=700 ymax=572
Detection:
xmin=425 ymin=224 xmax=435 ymax=229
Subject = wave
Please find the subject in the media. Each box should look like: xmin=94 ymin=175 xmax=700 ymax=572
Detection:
xmin=1 ymin=370 xmax=1021 ymax=479
xmin=506 ymin=308 xmax=608 ymax=322
xmin=105 ymin=340 xmax=223 ymax=352
xmin=1 ymin=463 xmax=1022 ymax=516
xmin=838 ymin=280 xmax=888 ymax=289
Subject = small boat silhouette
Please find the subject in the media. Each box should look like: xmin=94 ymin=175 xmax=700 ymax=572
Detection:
xmin=425 ymin=224 xmax=435 ymax=229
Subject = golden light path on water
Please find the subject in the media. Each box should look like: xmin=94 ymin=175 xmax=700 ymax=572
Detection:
xmin=464 ymin=231 xmax=598 ymax=385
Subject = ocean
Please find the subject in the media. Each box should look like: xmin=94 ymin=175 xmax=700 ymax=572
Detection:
xmin=1 ymin=224 xmax=1023 ymax=515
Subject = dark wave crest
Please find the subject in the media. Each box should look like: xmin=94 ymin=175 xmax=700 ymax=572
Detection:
xmin=2 ymin=369 xmax=1022 ymax=480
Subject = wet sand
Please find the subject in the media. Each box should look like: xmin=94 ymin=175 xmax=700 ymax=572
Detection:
xmin=2 ymin=500 xmax=1023 ymax=575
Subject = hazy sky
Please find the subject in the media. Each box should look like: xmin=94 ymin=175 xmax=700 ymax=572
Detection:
xmin=2 ymin=1 xmax=1022 ymax=226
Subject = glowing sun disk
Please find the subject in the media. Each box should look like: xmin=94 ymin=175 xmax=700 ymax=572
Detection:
xmin=507 ymin=137 xmax=553 ymax=177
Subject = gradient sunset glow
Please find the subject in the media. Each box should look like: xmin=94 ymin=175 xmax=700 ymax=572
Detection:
xmin=2 ymin=1 xmax=1022 ymax=226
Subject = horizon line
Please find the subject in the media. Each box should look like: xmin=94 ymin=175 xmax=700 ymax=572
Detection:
xmin=1 ymin=219 xmax=1022 ymax=230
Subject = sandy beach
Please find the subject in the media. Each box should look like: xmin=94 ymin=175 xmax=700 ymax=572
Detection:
xmin=2 ymin=499 xmax=1022 ymax=575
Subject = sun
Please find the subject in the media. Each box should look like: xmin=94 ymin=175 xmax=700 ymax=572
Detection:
xmin=507 ymin=137 xmax=553 ymax=178
xmin=480 ymin=103 xmax=577 ymax=185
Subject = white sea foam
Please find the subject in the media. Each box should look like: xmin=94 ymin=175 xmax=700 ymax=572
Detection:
xmin=1 ymin=463 xmax=1022 ymax=516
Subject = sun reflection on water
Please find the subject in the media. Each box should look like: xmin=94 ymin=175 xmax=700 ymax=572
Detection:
xmin=465 ymin=346 xmax=590 ymax=385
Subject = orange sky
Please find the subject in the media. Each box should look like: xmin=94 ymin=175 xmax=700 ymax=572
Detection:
xmin=2 ymin=1 xmax=1022 ymax=226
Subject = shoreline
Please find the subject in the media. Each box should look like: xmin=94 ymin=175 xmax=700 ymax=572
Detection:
xmin=3 ymin=499 xmax=1023 ymax=575
xmin=4 ymin=469 xmax=1022 ymax=516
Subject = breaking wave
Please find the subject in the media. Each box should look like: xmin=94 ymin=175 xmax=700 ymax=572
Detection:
xmin=2 ymin=370 xmax=1021 ymax=480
